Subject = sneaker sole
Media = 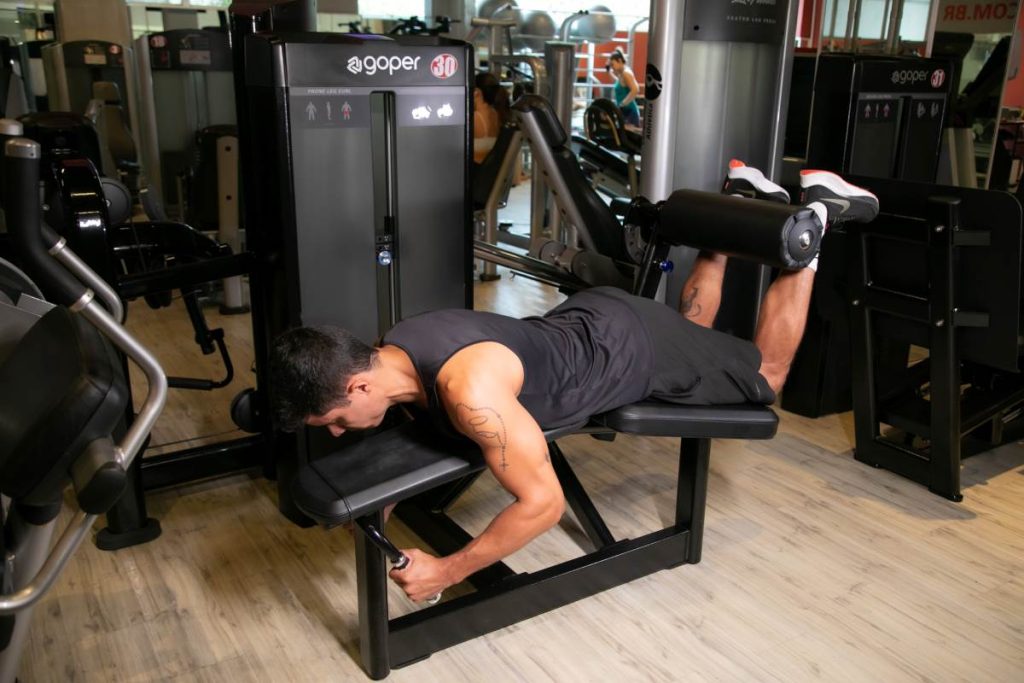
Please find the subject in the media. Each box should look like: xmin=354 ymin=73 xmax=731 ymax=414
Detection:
xmin=799 ymin=170 xmax=877 ymax=200
xmin=728 ymin=165 xmax=790 ymax=201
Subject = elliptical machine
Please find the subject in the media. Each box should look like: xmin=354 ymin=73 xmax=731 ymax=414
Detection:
xmin=0 ymin=135 xmax=167 ymax=683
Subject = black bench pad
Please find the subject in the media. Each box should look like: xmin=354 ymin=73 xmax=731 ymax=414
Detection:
xmin=293 ymin=422 xmax=484 ymax=528
xmin=292 ymin=402 xmax=778 ymax=528
xmin=595 ymin=402 xmax=778 ymax=439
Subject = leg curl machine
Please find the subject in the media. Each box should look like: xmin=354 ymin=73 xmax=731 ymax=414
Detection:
xmin=291 ymin=158 xmax=824 ymax=677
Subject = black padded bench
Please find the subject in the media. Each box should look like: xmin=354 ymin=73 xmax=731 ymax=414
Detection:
xmin=293 ymin=401 xmax=778 ymax=679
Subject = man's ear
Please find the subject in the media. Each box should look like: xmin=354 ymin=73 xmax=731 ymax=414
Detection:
xmin=347 ymin=373 xmax=372 ymax=397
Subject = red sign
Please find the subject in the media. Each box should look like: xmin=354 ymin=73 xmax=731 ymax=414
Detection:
xmin=931 ymin=69 xmax=946 ymax=88
xmin=430 ymin=53 xmax=458 ymax=80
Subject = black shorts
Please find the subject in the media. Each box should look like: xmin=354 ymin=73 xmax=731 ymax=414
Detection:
xmin=626 ymin=294 xmax=776 ymax=406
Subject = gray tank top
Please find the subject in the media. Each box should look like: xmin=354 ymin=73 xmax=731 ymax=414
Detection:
xmin=382 ymin=287 xmax=655 ymax=433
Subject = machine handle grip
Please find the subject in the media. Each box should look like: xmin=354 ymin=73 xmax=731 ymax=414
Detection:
xmin=358 ymin=521 xmax=442 ymax=605
xmin=3 ymin=138 xmax=88 ymax=306
xmin=358 ymin=522 xmax=403 ymax=563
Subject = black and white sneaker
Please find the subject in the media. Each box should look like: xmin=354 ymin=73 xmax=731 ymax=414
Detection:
xmin=800 ymin=170 xmax=879 ymax=229
xmin=722 ymin=159 xmax=790 ymax=203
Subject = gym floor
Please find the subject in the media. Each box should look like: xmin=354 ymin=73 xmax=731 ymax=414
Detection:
xmin=21 ymin=187 xmax=1024 ymax=681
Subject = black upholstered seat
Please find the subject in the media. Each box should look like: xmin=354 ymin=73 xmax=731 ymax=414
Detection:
xmin=293 ymin=422 xmax=483 ymax=527
xmin=596 ymin=402 xmax=778 ymax=439
xmin=584 ymin=98 xmax=642 ymax=156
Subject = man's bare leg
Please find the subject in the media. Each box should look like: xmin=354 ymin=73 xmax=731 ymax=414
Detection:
xmin=682 ymin=161 xmax=790 ymax=327
xmin=751 ymin=169 xmax=880 ymax=392
xmin=678 ymin=251 xmax=728 ymax=328
xmin=753 ymin=268 xmax=816 ymax=394
xmin=681 ymin=254 xmax=815 ymax=393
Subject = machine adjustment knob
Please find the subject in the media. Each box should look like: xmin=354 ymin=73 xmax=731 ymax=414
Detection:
xmin=377 ymin=250 xmax=393 ymax=266
xmin=658 ymin=260 xmax=674 ymax=273
xmin=798 ymin=230 xmax=813 ymax=249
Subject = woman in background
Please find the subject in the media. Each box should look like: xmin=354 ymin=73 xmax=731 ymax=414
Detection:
xmin=607 ymin=49 xmax=640 ymax=128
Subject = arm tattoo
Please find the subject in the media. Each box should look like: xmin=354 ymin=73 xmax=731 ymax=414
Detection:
xmin=456 ymin=403 xmax=509 ymax=471
xmin=680 ymin=286 xmax=702 ymax=319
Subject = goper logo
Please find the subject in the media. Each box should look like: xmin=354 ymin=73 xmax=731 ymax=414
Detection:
xmin=890 ymin=69 xmax=929 ymax=85
xmin=430 ymin=53 xmax=459 ymax=79
xmin=346 ymin=54 xmax=422 ymax=76
xmin=931 ymin=69 xmax=946 ymax=88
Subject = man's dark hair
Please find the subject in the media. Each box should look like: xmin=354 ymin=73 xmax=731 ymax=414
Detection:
xmin=269 ymin=326 xmax=378 ymax=432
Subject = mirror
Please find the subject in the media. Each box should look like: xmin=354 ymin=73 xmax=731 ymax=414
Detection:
xmin=932 ymin=0 xmax=1021 ymax=189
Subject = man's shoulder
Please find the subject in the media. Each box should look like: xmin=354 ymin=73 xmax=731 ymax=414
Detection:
xmin=385 ymin=308 xmax=483 ymax=341
xmin=437 ymin=342 xmax=524 ymax=396
xmin=442 ymin=341 xmax=522 ymax=376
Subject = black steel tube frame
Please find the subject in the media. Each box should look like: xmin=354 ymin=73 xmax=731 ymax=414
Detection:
xmin=140 ymin=435 xmax=268 ymax=491
xmin=548 ymin=442 xmax=616 ymax=549
xmin=850 ymin=200 xmax=963 ymax=499
xmin=354 ymin=435 xmax=710 ymax=679
xmin=472 ymin=240 xmax=589 ymax=292
xmin=849 ymin=197 xmax=1024 ymax=501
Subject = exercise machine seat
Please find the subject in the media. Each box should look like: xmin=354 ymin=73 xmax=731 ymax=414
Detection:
xmin=0 ymin=306 xmax=127 ymax=509
xmin=572 ymin=134 xmax=635 ymax=197
xmin=18 ymin=111 xmax=106 ymax=173
xmin=512 ymin=95 xmax=630 ymax=263
xmin=595 ymin=401 xmax=779 ymax=439
xmin=585 ymin=98 xmax=642 ymax=156
xmin=293 ymin=422 xmax=483 ymax=528
xmin=292 ymin=402 xmax=777 ymax=528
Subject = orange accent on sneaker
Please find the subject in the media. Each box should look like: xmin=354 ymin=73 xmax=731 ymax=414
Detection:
xmin=729 ymin=159 xmax=746 ymax=169
xmin=800 ymin=169 xmax=842 ymax=178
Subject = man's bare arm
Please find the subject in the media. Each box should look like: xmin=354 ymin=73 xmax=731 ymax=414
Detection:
xmin=388 ymin=343 xmax=565 ymax=601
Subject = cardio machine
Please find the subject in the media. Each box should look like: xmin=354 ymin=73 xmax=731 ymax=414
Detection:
xmin=0 ymin=136 xmax=167 ymax=683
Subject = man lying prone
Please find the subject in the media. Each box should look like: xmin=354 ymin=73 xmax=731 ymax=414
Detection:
xmin=269 ymin=164 xmax=879 ymax=602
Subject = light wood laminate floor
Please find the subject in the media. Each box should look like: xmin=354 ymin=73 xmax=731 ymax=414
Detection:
xmin=20 ymin=267 xmax=1024 ymax=682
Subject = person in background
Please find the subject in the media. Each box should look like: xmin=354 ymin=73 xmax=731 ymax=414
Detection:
xmin=607 ymin=48 xmax=640 ymax=128
xmin=473 ymin=72 xmax=511 ymax=163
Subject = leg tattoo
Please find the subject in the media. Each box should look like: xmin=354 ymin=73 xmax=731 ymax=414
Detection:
xmin=680 ymin=287 xmax=702 ymax=319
